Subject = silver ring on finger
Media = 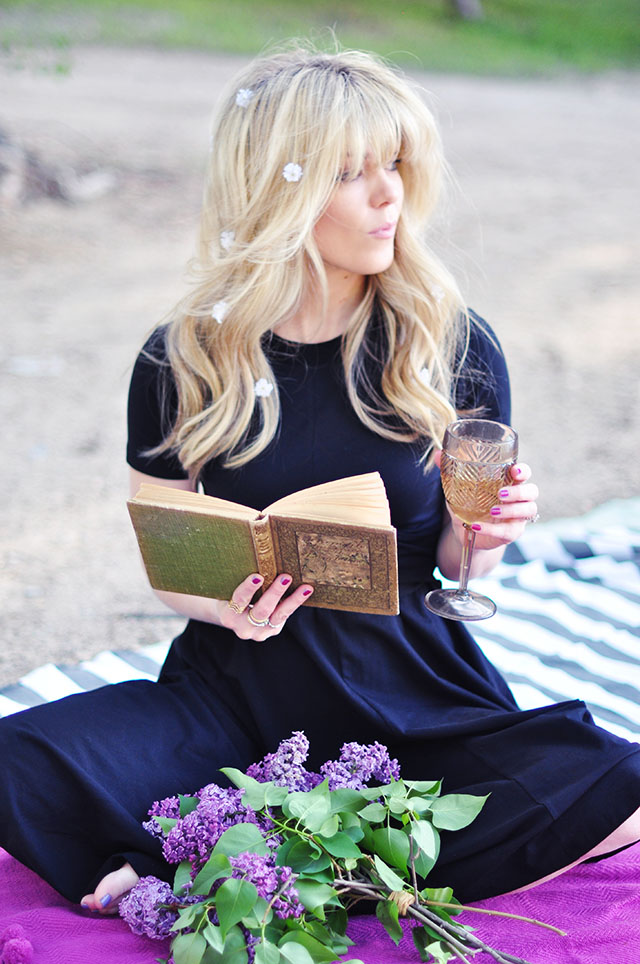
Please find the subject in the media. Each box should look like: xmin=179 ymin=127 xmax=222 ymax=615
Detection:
xmin=527 ymin=513 xmax=540 ymax=523
xmin=267 ymin=617 xmax=285 ymax=629
xmin=247 ymin=608 xmax=270 ymax=628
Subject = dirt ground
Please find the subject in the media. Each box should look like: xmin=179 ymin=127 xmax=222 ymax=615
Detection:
xmin=1 ymin=46 xmax=638 ymax=687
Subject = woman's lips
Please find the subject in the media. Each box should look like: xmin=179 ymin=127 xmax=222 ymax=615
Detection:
xmin=368 ymin=222 xmax=397 ymax=239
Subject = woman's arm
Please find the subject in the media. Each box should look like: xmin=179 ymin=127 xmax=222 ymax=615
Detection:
xmin=128 ymin=468 xmax=313 ymax=637
xmin=435 ymin=459 xmax=539 ymax=581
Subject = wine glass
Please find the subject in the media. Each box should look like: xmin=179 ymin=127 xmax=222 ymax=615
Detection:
xmin=425 ymin=418 xmax=518 ymax=621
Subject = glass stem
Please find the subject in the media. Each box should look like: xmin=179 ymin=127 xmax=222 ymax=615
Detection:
xmin=457 ymin=524 xmax=476 ymax=596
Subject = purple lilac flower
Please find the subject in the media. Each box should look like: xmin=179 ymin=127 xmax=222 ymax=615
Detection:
xmin=142 ymin=794 xmax=182 ymax=838
xmin=320 ymin=741 xmax=401 ymax=790
xmin=246 ymin=731 xmax=316 ymax=791
xmin=162 ymin=786 xmax=257 ymax=869
xmin=118 ymin=876 xmax=180 ymax=940
xmin=229 ymin=852 xmax=303 ymax=920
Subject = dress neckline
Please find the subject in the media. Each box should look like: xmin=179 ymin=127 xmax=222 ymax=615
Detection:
xmin=264 ymin=331 xmax=343 ymax=366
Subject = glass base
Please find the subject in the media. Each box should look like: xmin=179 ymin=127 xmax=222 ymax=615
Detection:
xmin=425 ymin=588 xmax=497 ymax=621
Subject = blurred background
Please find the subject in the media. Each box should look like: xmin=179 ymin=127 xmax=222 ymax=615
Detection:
xmin=1 ymin=0 xmax=639 ymax=685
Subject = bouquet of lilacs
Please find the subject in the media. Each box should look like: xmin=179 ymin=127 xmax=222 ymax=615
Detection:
xmin=120 ymin=732 xmax=561 ymax=964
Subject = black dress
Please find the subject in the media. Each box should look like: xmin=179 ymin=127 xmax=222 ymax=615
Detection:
xmin=1 ymin=318 xmax=639 ymax=905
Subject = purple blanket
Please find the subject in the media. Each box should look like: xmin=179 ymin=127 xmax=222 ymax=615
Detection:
xmin=1 ymin=845 xmax=639 ymax=963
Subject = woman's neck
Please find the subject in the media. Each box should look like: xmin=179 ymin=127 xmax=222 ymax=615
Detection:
xmin=274 ymin=268 xmax=366 ymax=344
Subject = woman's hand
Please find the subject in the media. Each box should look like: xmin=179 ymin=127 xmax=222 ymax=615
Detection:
xmin=434 ymin=453 xmax=539 ymax=581
xmin=216 ymin=572 xmax=314 ymax=641
xmin=450 ymin=460 xmax=540 ymax=552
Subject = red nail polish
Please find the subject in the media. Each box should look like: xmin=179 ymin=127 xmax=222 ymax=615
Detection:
xmin=499 ymin=489 xmax=509 ymax=499
xmin=281 ymin=576 xmax=291 ymax=586
xmin=490 ymin=506 xmax=501 ymax=516
xmin=252 ymin=577 xmax=262 ymax=585
xmin=302 ymin=588 xmax=312 ymax=596
xmin=471 ymin=524 xmax=482 ymax=531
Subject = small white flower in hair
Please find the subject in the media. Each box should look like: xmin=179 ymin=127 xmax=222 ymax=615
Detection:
xmin=254 ymin=378 xmax=274 ymax=398
xmin=211 ymin=301 xmax=229 ymax=324
xmin=419 ymin=367 xmax=431 ymax=386
xmin=431 ymin=285 xmax=445 ymax=304
xmin=282 ymin=162 xmax=303 ymax=183
xmin=220 ymin=230 xmax=235 ymax=252
xmin=236 ymin=88 xmax=254 ymax=108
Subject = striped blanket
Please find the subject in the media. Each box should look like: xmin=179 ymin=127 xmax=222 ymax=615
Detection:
xmin=3 ymin=499 xmax=639 ymax=743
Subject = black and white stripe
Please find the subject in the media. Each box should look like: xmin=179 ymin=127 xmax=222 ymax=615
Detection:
xmin=2 ymin=501 xmax=639 ymax=741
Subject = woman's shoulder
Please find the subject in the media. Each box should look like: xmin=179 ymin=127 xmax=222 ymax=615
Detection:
xmin=455 ymin=309 xmax=511 ymax=423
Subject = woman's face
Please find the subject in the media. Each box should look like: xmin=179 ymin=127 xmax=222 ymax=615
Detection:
xmin=313 ymin=156 xmax=404 ymax=280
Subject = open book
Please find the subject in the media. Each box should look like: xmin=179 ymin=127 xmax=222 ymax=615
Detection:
xmin=127 ymin=472 xmax=399 ymax=615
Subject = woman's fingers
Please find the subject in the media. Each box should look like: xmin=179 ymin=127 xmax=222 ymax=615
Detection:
xmin=223 ymin=573 xmax=313 ymax=640
xmin=510 ymin=462 xmax=532 ymax=483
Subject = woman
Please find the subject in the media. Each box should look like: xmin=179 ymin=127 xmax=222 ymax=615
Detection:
xmin=2 ymin=42 xmax=639 ymax=916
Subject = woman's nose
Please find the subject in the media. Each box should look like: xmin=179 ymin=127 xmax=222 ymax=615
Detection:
xmin=371 ymin=168 xmax=401 ymax=206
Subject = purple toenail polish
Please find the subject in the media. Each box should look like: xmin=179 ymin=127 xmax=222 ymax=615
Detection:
xmin=100 ymin=893 xmax=113 ymax=908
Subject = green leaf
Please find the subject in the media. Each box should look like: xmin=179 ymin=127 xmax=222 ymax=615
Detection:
xmin=371 ymin=826 xmax=410 ymax=871
xmin=386 ymin=794 xmax=411 ymax=815
xmin=279 ymin=837 xmax=331 ymax=873
xmin=317 ymin=814 xmax=340 ymax=838
xmin=171 ymin=904 xmax=200 ymax=932
xmin=264 ymin=783 xmax=290 ymax=807
xmin=411 ymin=819 xmax=440 ymax=861
xmin=357 ymin=802 xmax=387 ymax=822
xmin=423 ymin=940 xmax=455 ymax=963
xmin=172 ymin=931 xmax=207 ymax=964
xmin=422 ymin=885 xmax=456 ymax=907
xmin=340 ymin=812 xmax=364 ymax=836
xmin=284 ymin=789 xmax=332 ymax=832
xmin=220 ymin=767 xmax=267 ymax=811
xmin=153 ymin=816 xmax=177 ymax=834
xmin=327 ymin=788 xmax=368 ymax=813
xmin=279 ymin=931 xmax=338 ymax=963
xmin=304 ymin=920 xmax=353 ymax=953
xmin=318 ymin=831 xmax=362 ymax=859
xmin=191 ymin=853 xmax=232 ymax=896
xmin=203 ymin=923 xmax=225 ymax=952
xmin=216 ymin=877 xmax=258 ymax=938
xmin=375 ymin=898 xmax=403 ymax=945
xmin=173 ymin=859 xmax=193 ymax=896
xmin=254 ymin=941 xmax=281 ymax=964
xmin=411 ymin=925 xmax=433 ymax=963
xmin=277 ymin=943 xmax=315 ymax=964
xmin=404 ymin=779 xmax=442 ymax=796
xmin=179 ymin=794 xmax=200 ymax=818
xmin=294 ymin=878 xmax=337 ymax=916
xmin=429 ymin=793 xmax=489 ymax=831
xmin=325 ymin=903 xmax=348 ymax=935
xmin=372 ymin=855 xmax=406 ymax=891
xmin=201 ymin=925 xmax=249 ymax=964
xmin=212 ymin=822 xmax=269 ymax=857
xmin=241 ymin=895 xmax=272 ymax=928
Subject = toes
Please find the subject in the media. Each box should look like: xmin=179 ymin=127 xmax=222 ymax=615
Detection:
xmin=81 ymin=862 xmax=140 ymax=915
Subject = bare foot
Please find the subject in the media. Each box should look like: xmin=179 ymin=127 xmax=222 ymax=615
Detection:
xmin=80 ymin=861 xmax=139 ymax=914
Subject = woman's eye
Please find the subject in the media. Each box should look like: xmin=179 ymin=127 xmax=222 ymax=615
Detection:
xmin=388 ymin=157 xmax=402 ymax=171
xmin=340 ymin=168 xmax=363 ymax=182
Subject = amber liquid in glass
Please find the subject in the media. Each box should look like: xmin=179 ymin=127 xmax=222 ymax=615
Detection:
xmin=441 ymin=453 xmax=513 ymax=526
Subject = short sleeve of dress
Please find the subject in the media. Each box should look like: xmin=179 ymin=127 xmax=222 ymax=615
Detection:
xmin=454 ymin=310 xmax=511 ymax=425
xmin=126 ymin=327 xmax=189 ymax=480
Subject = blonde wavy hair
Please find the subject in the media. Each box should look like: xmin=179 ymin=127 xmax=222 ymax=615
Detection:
xmin=154 ymin=41 xmax=470 ymax=478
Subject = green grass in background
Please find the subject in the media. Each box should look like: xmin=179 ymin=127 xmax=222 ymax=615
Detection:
xmin=1 ymin=0 xmax=639 ymax=74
